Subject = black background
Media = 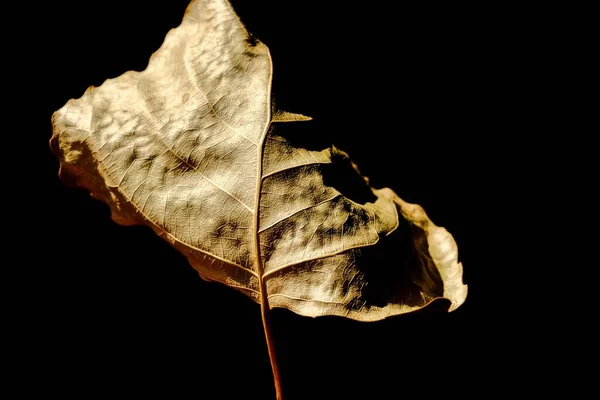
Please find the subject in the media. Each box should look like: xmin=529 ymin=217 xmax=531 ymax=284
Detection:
xmin=19 ymin=0 xmax=515 ymax=398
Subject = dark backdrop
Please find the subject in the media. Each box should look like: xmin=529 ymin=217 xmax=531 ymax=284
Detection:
xmin=23 ymin=1 xmax=507 ymax=398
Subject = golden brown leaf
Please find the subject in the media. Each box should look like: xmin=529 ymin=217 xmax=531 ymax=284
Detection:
xmin=50 ymin=0 xmax=467 ymax=397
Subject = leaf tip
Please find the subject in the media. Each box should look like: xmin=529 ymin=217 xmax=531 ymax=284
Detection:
xmin=272 ymin=110 xmax=312 ymax=123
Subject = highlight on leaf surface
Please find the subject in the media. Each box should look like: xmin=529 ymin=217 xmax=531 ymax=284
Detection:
xmin=50 ymin=0 xmax=467 ymax=397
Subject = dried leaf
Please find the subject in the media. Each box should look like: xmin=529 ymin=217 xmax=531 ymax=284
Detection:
xmin=50 ymin=0 xmax=466 ymax=397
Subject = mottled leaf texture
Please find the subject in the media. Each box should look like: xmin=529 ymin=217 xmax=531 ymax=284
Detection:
xmin=51 ymin=2 xmax=467 ymax=397
xmin=51 ymin=1 xmax=466 ymax=322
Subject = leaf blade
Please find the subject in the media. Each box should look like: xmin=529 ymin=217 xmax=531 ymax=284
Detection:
xmin=50 ymin=0 xmax=467 ymax=321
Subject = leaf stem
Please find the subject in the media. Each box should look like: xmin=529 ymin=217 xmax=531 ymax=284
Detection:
xmin=259 ymin=282 xmax=284 ymax=400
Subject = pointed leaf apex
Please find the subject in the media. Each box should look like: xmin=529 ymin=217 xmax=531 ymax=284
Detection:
xmin=272 ymin=110 xmax=312 ymax=123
